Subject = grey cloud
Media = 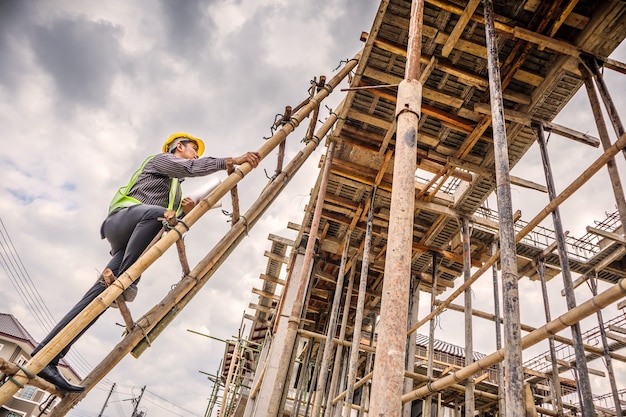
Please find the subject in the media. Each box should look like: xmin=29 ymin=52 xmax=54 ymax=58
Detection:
xmin=28 ymin=15 xmax=125 ymax=108
xmin=158 ymin=0 xmax=216 ymax=60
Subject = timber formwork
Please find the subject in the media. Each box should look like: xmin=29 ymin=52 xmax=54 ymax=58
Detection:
xmin=231 ymin=1 xmax=626 ymax=417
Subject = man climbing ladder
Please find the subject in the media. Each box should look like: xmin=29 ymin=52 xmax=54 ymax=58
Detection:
xmin=31 ymin=133 xmax=260 ymax=392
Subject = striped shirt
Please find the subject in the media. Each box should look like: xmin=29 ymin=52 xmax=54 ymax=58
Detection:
xmin=127 ymin=153 xmax=227 ymax=208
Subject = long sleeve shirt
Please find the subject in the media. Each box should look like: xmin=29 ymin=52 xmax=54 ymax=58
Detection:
xmin=127 ymin=153 xmax=227 ymax=208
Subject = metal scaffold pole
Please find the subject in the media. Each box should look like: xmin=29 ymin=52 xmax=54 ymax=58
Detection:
xmin=369 ymin=0 xmax=422 ymax=414
xmin=483 ymin=1 xmax=524 ymax=416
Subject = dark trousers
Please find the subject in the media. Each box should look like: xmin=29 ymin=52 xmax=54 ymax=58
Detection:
xmin=32 ymin=204 xmax=166 ymax=365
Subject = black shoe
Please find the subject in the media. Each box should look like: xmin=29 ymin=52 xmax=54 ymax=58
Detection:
xmin=37 ymin=364 xmax=85 ymax=393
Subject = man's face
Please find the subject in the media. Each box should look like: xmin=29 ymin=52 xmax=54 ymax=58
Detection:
xmin=178 ymin=140 xmax=199 ymax=159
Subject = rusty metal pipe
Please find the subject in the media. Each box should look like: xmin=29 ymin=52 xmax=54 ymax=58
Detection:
xmin=369 ymin=1 xmax=423 ymax=415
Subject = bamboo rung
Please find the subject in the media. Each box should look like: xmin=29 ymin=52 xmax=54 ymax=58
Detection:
xmin=102 ymin=269 xmax=134 ymax=332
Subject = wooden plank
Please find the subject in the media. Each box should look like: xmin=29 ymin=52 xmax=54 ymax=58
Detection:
xmin=543 ymin=121 xmax=601 ymax=148
xmin=586 ymin=226 xmax=626 ymax=245
xmin=263 ymin=250 xmax=289 ymax=264
xmin=268 ymin=233 xmax=295 ymax=247
xmin=252 ymin=288 xmax=281 ymax=301
xmin=606 ymin=332 xmax=626 ymax=344
xmin=441 ymin=0 xmax=481 ymax=58
xmin=259 ymin=273 xmax=286 ymax=286
xmin=512 ymin=26 xmax=580 ymax=56
xmin=510 ymin=175 xmax=548 ymax=193
xmin=608 ymin=324 xmax=626 ymax=335
xmin=248 ymin=303 xmax=275 ymax=314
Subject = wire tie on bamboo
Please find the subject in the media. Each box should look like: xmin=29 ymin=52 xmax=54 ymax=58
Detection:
xmin=426 ymin=382 xmax=436 ymax=393
xmin=234 ymin=168 xmax=245 ymax=179
xmin=8 ymin=375 xmax=24 ymax=389
xmin=138 ymin=322 xmax=152 ymax=348
xmin=16 ymin=363 xmax=35 ymax=379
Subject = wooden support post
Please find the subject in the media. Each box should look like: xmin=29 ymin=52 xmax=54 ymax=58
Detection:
xmin=534 ymin=122 xmax=595 ymax=416
xmin=491 ymin=241 xmax=507 ymax=417
xmin=325 ymin=267 xmax=355 ymax=417
xmin=534 ymin=259 xmax=564 ymax=417
xmin=462 ymin=218 xmax=475 ymax=417
xmin=484 ymin=2 xmax=524 ymax=416
xmin=589 ymin=277 xmax=623 ymax=416
xmin=579 ymin=63 xmax=626 ymax=236
xmin=369 ymin=1 xmax=422 ymax=415
xmin=588 ymin=58 xmax=626 ymax=160
xmin=403 ymin=276 xmax=421 ymax=417
xmin=102 ymin=269 xmax=134 ymax=333
xmin=311 ymin=232 xmax=351 ymax=417
xmin=267 ymin=140 xmax=337 ymax=417
xmin=344 ymin=191 xmax=375 ymax=415
xmin=424 ymin=253 xmax=439 ymax=417
xmin=163 ymin=210 xmax=190 ymax=275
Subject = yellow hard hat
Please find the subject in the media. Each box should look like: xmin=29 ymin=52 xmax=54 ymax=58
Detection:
xmin=162 ymin=132 xmax=205 ymax=156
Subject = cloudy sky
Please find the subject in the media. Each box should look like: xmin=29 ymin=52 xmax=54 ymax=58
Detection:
xmin=1 ymin=0 xmax=625 ymax=415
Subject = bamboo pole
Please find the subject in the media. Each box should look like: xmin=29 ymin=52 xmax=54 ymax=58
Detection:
xmin=344 ymin=192 xmax=375 ymax=415
xmin=325 ymin=267 xmax=355 ymax=417
xmin=462 ymin=217 xmax=475 ymax=417
xmin=43 ymin=61 xmax=357 ymax=415
xmin=579 ymin=63 xmax=626 ymax=235
xmin=311 ymin=233 xmax=351 ymax=417
xmin=266 ymin=140 xmax=338 ymax=417
xmin=369 ymin=0 xmax=422 ymax=415
xmin=490 ymin=242 xmax=506 ymax=417
xmin=483 ymin=1 xmax=524 ymax=416
xmin=402 ymin=277 xmax=626 ymax=403
xmin=535 ymin=259 xmax=564 ymax=417
xmin=534 ymin=122 xmax=595 ymax=416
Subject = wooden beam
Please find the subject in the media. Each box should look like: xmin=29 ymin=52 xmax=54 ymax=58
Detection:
xmin=608 ymin=324 xmax=626 ymax=335
xmin=259 ymin=273 xmax=286 ymax=286
xmin=606 ymin=332 xmax=626 ymax=344
xmin=441 ymin=0 xmax=481 ymax=57
xmin=263 ymin=250 xmax=289 ymax=264
xmin=268 ymin=233 xmax=295 ymax=247
xmin=252 ymin=288 xmax=281 ymax=301
xmin=510 ymin=175 xmax=548 ymax=193
xmin=586 ymin=226 xmax=626 ymax=245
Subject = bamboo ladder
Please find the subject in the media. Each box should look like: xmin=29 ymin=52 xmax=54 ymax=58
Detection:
xmin=0 ymin=54 xmax=360 ymax=411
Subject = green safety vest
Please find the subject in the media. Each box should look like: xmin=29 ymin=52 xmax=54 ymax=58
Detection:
xmin=108 ymin=155 xmax=181 ymax=214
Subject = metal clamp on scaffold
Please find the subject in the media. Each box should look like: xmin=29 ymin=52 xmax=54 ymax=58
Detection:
xmin=395 ymin=78 xmax=422 ymax=120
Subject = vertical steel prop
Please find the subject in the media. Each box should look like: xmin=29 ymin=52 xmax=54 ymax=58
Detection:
xmin=483 ymin=1 xmax=524 ymax=416
xmin=533 ymin=122 xmax=595 ymax=416
xmin=369 ymin=0 xmax=423 ymax=415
